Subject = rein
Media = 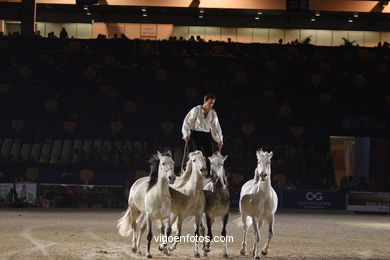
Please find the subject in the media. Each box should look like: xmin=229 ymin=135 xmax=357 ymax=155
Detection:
xmin=181 ymin=141 xmax=189 ymax=173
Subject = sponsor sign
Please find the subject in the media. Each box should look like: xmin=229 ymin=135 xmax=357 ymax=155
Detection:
xmin=282 ymin=190 xmax=346 ymax=210
xmin=141 ymin=24 xmax=157 ymax=37
xmin=0 ymin=183 xmax=37 ymax=203
xmin=347 ymin=192 xmax=390 ymax=213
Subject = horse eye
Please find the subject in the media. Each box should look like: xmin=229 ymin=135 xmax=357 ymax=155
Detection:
xmin=193 ymin=159 xmax=195 ymax=162
xmin=162 ymin=163 xmax=165 ymax=165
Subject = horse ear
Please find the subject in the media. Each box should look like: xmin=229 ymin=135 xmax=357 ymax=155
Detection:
xmin=157 ymin=151 xmax=163 ymax=159
xmin=166 ymin=150 xmax=172 ymax=157
xmin=256 ymin=150 xmax=261 ymax=160
xmin=269 ymin=151 xmax=273 ymax=159
xmin=208 ymin=156 xmax=213 ymax=162
xmin=222 ymin=155 xmax=228 ymax=161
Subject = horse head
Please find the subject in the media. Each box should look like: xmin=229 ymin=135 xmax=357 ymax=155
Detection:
xmin=208 ymin=151 xmax=228 ymax=188
xmin=255 ymin=149 xmax=273 ymax=182
xmin=188 ymin=150 xmax=208 ymax=177
xmin=156 ymin=150 xmax=176 ymax=184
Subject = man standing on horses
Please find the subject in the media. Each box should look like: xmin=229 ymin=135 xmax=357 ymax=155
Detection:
xmin=182 ymin=93 xmax=223 ymax=160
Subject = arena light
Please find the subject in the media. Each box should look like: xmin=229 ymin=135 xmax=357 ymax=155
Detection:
xmin=315 ymin=11 xmax=320 ymax=17
xmin=199 ymin=15 xmax=204 ymax=19
xmin=257 ymin=11 xmax=262 ymax=15
xmin=311 ymin=17 xmax=316 ymax=22
xmin=141 ymin=7 xmax=147 ymax=12
xmin=199 ymin=9 xmax=204 ymax=13
xmin=143 ymin=13 xmax=147 ymax=17
xmin=353 ymin=12 xmax=359 ymax=18
xmin=348 ymin=18 xmax=353 ymax=23
xmin=255 ymin=16 xmax=260 ymax=20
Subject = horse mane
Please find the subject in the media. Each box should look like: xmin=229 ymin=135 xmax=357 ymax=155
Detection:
xmin=214 ymin=163 xmax=228 ymax=190
xmin=254 ymin=168 xmax=260 ymax=183
xmin=173 ymin=158 xmax=193 ymax=189
xmin=146 ymin=151 xmax=171 ymax=192
xmin=219 ymin=167 xmax=228 ymax=188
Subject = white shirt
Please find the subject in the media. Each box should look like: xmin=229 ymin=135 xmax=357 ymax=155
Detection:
xmin=182 ymin=105 xmax=223 ymax=143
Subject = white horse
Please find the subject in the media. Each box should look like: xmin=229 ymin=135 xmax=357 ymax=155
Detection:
xmin=202 ymin=151 xmax=230 ymax=258
xmin=167 ymin=150 xmax=208 ymax=257
xmin=239 ymin=149 xmax=278 ymax=259
xmin=117 ymin=151 xmax=176 ymax=258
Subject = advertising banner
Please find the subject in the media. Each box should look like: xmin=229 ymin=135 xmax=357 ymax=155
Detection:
xmin=347 ymin=192 xmax=390 ymax=213
xmin=0 ymin=183 xmax=37 ymax=204
xmin=282 ymin=190 xmax=347 ymax=210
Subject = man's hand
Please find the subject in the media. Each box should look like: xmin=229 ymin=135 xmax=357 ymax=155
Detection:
xmin=183 ymin=136 xmax=190 ymax=143
xmin=218 ymin=141 xmax=224 ymax=149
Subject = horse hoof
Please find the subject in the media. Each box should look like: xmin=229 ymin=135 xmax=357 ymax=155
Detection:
xmin=254 ymin=256 xmax=260 ymax=260
xmin=261 ymin=250 xmax=267 ymax=256
xmin=240 ymin=249 xmax=245 ymax=256
xmin=203 ymin=252 xmax=208 ymax=257
xmin=169 ymin=246 xmax=176 ymax=251
xmin=194 ymin=253 xmax=200 ymax=258
xmin=158 ymin=245 xmax=164 ymax=251
xmin=223 ymin=253 xmax=229 ymax=258
xmin=204 ymin=247 xmax=211 ymax=253
xmin=163 ymin=247 xmax=169 ymax=255
xmin=145 ymin=253 xmax=152 ymax=258
xmin=131 ymin=248 xmax=137 ymax=253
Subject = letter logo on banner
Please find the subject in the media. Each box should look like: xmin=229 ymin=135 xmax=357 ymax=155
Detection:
xmin=306 ymin=192 xmax=323 ymax=201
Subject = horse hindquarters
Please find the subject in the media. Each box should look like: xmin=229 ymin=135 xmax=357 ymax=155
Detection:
xmin=117 ymin=207 xmax=132 ymax=237
xmin=117 ymin=205 xmax=141 ymax=253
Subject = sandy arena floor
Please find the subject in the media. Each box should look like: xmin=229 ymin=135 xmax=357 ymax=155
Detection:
xmin=0 ymin=209 xmax=389 ymax=260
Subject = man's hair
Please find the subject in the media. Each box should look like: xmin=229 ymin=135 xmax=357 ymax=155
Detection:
xmin=204 ymin=94 xmax=216 ymax=102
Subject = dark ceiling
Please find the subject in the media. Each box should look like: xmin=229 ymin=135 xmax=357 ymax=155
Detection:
xmin=1 ymin=2 xmax=390 ymax=31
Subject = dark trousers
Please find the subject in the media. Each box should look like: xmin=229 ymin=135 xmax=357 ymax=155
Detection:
xmin=190 ymin=130 xmax=214 ymax=174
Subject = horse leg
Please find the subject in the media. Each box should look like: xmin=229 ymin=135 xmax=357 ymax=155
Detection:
xmin=240 ymin=213 xmax=248 ymax=256
xmin=194 ymin=215 xmax=202 ymax=258
xmin=251 ymin=218 xmax=256 ymax=257
xmin=169 ymin=216 xmax=182 ymax=251
xmin=136 ymin=216 xmax=147 ymax=255
xmin=130 ymin=210 xmax=141 ymax=253
xmin=158 ymin=217 xmax=171 ymax=255
xmin=160 ymin=219 xmax=165 ymax=236
xmin=221 ymin=213 xmax=229 ymax=258
xmin=145 ymin=214 xmax=153 ymax=258
xmin=200 ymin=215 xmax=206 ymax=254
xmin=262 ymin=214 xmax=274 ymax=256
xmin=252 ymin=218 xmax=261 ymax=260
xmin=204 ymin=214 xmax=214 ymax=254
xmin=252 ymin=219 xmax=264 ymax=257
xmin=158 ymin=219 xmax=166 ymax=252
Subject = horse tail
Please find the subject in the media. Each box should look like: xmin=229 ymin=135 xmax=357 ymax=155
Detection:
xmin=232 ymin=216 xmax=253 ymax=228
xmin=117 ymin=207 xmax=133 ymax=237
